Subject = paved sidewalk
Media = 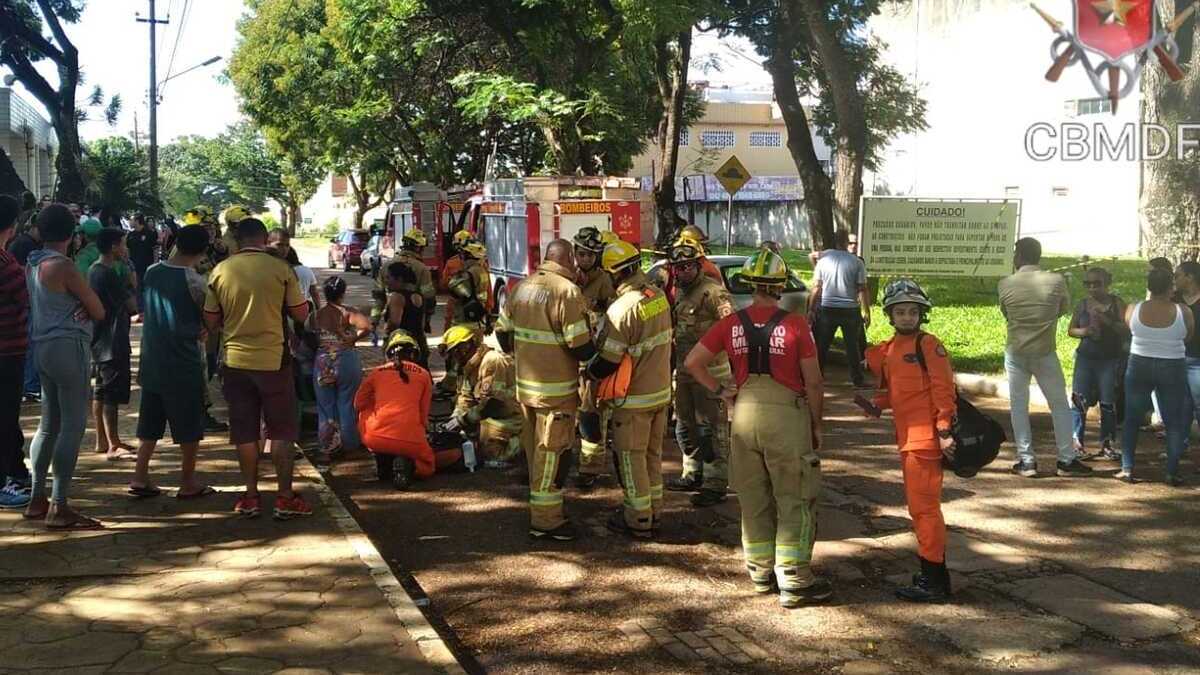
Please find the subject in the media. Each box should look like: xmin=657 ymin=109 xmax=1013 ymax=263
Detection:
xmin=0 ymin=398 xmax=460 ymax=674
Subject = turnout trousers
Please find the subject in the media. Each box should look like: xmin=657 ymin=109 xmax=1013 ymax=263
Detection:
xmin=578 ymin=377 xmax=610 ymax=476
xmin=522 ymin=401 xmax=578 ymax=531
xmin=730 ymin=375 xmax=821 ymax=591
xmin=611 ymin=406 xmax=667 ymax=533
xmin=674 ymin=375 xmax=730 ymax=491
xmin=903 ymin=451 xmax=946 ymax=563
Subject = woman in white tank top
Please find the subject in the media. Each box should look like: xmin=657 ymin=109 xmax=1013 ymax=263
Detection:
xmin=1120 ymin=268 xmax=1194 ymax=485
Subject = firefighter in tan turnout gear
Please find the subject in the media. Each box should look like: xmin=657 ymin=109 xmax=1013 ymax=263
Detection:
xmin=440 ymin=323 xmax=523 ymax=465
xmin=573 ymin=227 xmax=618 ymax=488
xmin=586 ymin=239 xmax=673 ymax=539
xmin=664 ymin=239 xmax=735 ymax=507
xmin=685 ymin=247 xmax=832 ymax=608
xmin=505 ymin=240 xmax=596 ymax=541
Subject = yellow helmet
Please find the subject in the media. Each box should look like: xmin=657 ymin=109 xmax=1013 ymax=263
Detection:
xmin=461 ymin=241 xmax=487 ymax=260
xmin=182 ymin=209 xmax=204 ymax=226
xmin=442 ymin=324 xmax=480 ymax=351
xmin=601 ymin=240 xmax=641 ymax=274
xmin=599 ymin=231 xmax=621 ymax=245
xmin=680 ymin=225 xmax=708 ymax=243
xmin=221 ymin=205 xmax=251 ymax=226
xmin=402 ymin=229 xmax=428 ymax=249
xmin=452 ymin=230 xmax=477 ymax=249
xmin=738 ymin=247 xmax=789 ymax=286
xmin=384 ymin=329 xmax=419 ymax=357
xmin=668 ymin=240 xmax=705 ymax=265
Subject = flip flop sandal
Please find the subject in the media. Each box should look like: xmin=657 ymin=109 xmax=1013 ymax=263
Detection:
xmin=46 ymin=513 xmax=104 ymax=530
xmin=176 ymin=486 xmax=217 ymax=500
xmin=127 ymin=485 xmax=163 ymax=499
xmin=106 ymin=450 xmax=137 ymax=462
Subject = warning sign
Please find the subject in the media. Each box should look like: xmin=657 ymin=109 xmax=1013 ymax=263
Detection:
xmin=859 ymin=198 xmax=1020 ymax=278
xmin=715 ymin=155 xmax=751 ymax=197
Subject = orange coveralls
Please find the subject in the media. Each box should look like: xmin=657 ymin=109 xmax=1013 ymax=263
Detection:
xmin=864 ymin=332 xmax=956 ymax=563
xmin=355 ymin=362 xmax=438 ymax=479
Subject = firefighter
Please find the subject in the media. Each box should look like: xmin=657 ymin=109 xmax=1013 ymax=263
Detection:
xmin=684 ymin=247 xmax=832 ymax=608
xmin=573 ymin=227 xmax=617 ymax=488
xmin=862 ymin=280 xmax=955 ymax=603
xmin=374 ymin=229 xmax=436 ymax=355
xmin=438 ymin=241 xmax=492 ymax=398
xmin=664 ymin=240 xmax=735 ymax=507
xmin=441 ymin=323 xmax=524 ymax=465
xmin=440 ymin=230 xmax=479 ymax=332
xmin=505 ymin=240 xmax=595 ymax=541
xmin=586 ymin=240 xmax=673 ymax=539
xmin=220 ymin=205 xmax=250 ymax=255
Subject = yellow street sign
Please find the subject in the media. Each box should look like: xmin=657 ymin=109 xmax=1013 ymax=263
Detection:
xmin=715 ymin=155 xmax=751 ymax=196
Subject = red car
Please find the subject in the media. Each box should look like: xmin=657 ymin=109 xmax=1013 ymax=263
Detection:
xmin=327 ymin=229 xmax=370 ymax=271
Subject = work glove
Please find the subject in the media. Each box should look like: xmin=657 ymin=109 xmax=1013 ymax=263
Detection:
xmin=443 ymin=414 xmax=465 ymax=434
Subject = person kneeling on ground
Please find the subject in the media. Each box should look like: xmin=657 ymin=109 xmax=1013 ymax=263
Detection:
xmin=441 ymin=322 xmax=523 ymax=466
xmin=356 ymin=330 xmax=460 ymax=489
xmin=862 ymin=279 xmax=955 ymax=603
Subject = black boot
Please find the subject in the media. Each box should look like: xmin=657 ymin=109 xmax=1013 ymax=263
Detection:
xmin=392 ymin=457 xmax=416 ymax=490
xmin=374 ymin=454 xmax=394 ymax=482
xmin=895 ymin=557 xmax=951 ymax=603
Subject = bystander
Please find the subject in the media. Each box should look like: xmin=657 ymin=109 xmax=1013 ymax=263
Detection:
xmin=0 ymin=195 xmax=31 ymax=508
xmin=810 ymin=229 xmax=870 ymax=387
xmin=89 ymin=228 xmax=138 ymax=461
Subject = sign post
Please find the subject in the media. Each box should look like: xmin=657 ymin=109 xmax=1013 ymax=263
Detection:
xmin=714 ymin=155 xmax=751 ymax=253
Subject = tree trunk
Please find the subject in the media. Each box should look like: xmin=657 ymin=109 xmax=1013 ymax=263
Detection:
xmin=1139 ymin=0 xmax=1200 ymax=260
xmin=765 ymin=5 xmax=835 ymax=251
xmin=652 ymin=31 xmax=692 ymax=248
xmin=797 ymin=0 xmax=868 ymax=236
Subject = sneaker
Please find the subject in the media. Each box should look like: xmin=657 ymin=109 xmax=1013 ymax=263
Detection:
xmin=21 ymin=392 xmax=40 ymax=403
xmin=665 ymin=475 xmax=703 ymax=492
xmin=780 ymin=578 xmax=834 ymax=608
xmin=605 ymin=510 xmax=653 ymax=540
xmin=0 ymin=480 xmax=31 ymax=509
xmin=233 ymin=493 xmax=261 ymax=517
xmin=1056 ymin=459 xmax=1094 ymax=477
xmin=274 ymin=494 xmax=313 ymax=520
xmin=1011 ymin=460 xmax=1038 ymax=478
xmin=204 ymin=414 xmax=229 ymax=432
xmin=690 ymin=489 xmax=727 ymax=507
xmin=1114 ymin=470 xmax=1138 ymax=484
xmin=529 ymin=521 xmax=578 ymax=542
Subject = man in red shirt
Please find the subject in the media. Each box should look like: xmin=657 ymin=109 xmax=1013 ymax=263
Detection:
xmin=685 ymin=247 xmax=831 ymax=609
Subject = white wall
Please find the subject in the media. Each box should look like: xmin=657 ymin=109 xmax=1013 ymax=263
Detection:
xmin=869 ymin=0 xmax=1141 ymax=256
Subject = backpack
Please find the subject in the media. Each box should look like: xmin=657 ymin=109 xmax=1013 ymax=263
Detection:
xmin=912 ymin=333 xmax=1005 ymax=478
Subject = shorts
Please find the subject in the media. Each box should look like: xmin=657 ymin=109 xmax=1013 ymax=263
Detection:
xmin=93 ymin=357 xmax=131 ymax=404
xmin=221 ymin=364 xmax=299 ymax=445
xmin=136 ymin=387 xmax=204 ymax=445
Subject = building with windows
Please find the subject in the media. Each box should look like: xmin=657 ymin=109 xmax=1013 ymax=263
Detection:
xmin=626 ymin=84 xmax=832 ymax=248
xmin=295 ymin=172 xmax=389 ymax=234
xmin=0 ymin=88 xmax=56 ymax=197
xmin=866 ymin=0 xmax=1143 ymax=256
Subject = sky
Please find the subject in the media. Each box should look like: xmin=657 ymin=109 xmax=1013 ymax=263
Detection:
xmin=4 ymin=2 xmax=770 ymax=145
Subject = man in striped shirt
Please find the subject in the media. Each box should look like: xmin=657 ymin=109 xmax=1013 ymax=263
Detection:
xmin=0 ymin=195 xmax=31 ymax=509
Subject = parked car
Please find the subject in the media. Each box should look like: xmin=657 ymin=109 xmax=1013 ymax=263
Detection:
xmin=327 ymin=229 xmax=370 ymax=271
xmin=361 ymin=234 xmax=384 ymax=277
xmin=646 ymin=254 xmax=809 ymax=313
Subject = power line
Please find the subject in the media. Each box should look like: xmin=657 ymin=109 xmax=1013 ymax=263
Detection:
xmin=160 ymin=0 xmax=192 ymax=99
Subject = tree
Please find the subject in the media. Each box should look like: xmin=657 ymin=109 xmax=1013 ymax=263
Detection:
xmin=719 ymin=0 xmax=925 ymax=248
xmin=83 ymin=136 xmax=159 ymax=216
xmin=1140 ymin=1 xmax=1199 ymax=259
xmin=0 ymin=1 xmax=118 ymax=202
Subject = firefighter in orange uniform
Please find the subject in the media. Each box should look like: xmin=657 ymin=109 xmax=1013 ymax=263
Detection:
xmin=862 ymin=279 xmax=956 ymax=603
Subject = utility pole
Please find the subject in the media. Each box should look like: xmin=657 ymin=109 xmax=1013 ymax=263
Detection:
xmin=137 ymin=1 xmax=168 ymax=196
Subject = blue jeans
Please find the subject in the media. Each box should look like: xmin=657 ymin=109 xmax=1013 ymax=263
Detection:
xmin=1071 ymin=352 xmax=1120 ymax=447
xmin=29 ymin=338 xmax=91 ymax=504
xmin=1005 ymin=350 xmax=1075 ymax=465
xmin=314 ymin=349 xmax=363 ymax=452
xmin=1121 ymin=354 xmax=1189 ymax=475
xmin=1186 ymin=357 xmax=1200 ymax=430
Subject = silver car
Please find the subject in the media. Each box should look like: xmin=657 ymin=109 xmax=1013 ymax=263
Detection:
xmin=646 ymin=254 xmax=809 ymax=313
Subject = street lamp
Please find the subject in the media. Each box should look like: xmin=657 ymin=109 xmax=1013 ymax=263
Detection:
xmin=149 ymin=55 xmax=221 ymax=197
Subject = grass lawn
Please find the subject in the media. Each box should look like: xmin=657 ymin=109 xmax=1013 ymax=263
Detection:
xmin=725 ymin=246 xmax=1149 ymax=377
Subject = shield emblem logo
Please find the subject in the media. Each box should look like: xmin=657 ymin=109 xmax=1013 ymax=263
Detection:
xmin=1074 ymin=0 xmax=1156 ymax=61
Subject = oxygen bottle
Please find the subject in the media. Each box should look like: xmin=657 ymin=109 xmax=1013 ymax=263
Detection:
xmin=462 ymin=440 xmax=477 ymax=472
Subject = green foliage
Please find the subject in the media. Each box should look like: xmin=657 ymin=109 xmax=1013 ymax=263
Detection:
xmin=261 ymin=214 xmax=281 ymax=231
xmin=158 ymin=122 xmax=289 ymax=216
xmin=82 ymin=136 xmax=160 ymax=216
xmin=322 ymin=219 xmax=341 ymax=237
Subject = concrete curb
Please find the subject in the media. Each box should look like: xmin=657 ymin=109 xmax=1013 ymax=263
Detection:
xmin=299 ymin=460 xmax=468 ymax=675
